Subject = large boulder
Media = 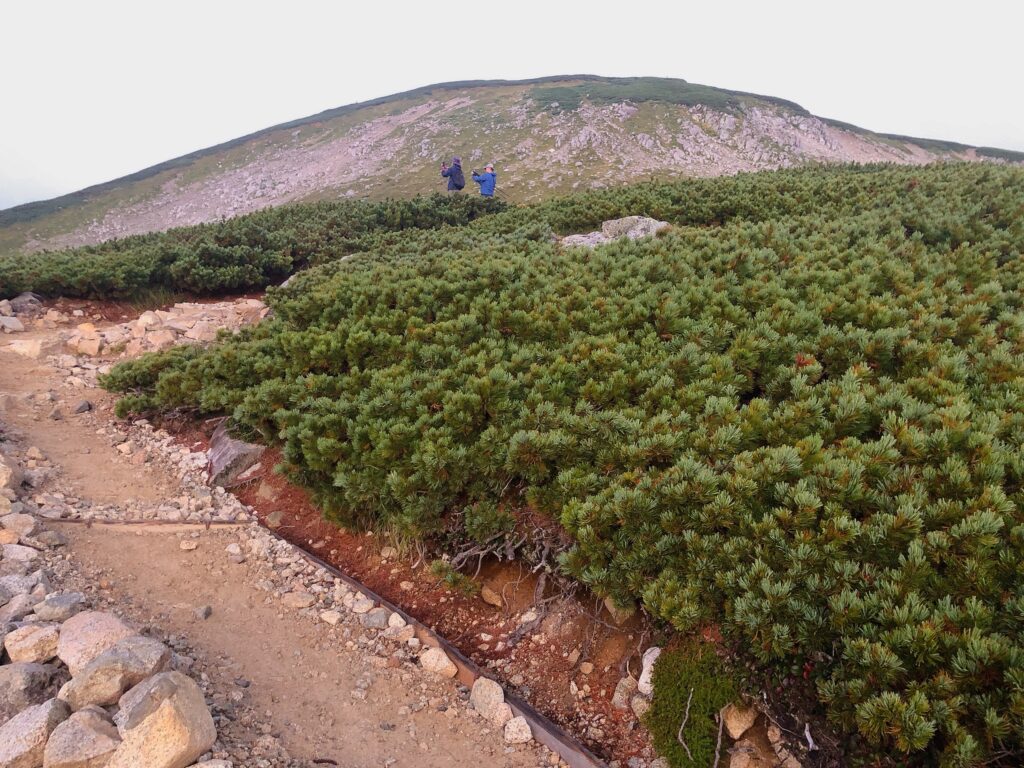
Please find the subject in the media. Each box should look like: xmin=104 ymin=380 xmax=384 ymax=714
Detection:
xmin=56 ymin=611 xmax=135 ymax=676
xmin=600 ymin=215 xmax=670 ymax=240
xmin=43 ymin=705 xmax=122 ymax=768
xmin=9 ymin=293 xmax=43 ymax=315
xmin=561 ymin=216 xmax=671 ymax=249
xmin=59 ymin=635 xmax=170 ymax=710
xmin=560 ymin=231 xmax=610 ymax=248
xmin=0 ymin=698 xmax=69 ymax=768
xmin=106 ymin=671 xmax=216 ymax=768
xmin=0 ymin=663 xmax=64 ymax=725
xmin=207 ymin=422 xmax=264 ymax=487
xmin=33 ymin=593 xmax=86 ymax=623
xmin=4 ymin=623 xmax=60 ymax=664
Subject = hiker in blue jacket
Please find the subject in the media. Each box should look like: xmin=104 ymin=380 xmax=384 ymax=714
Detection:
xmin=440 ymin=157 xmax=465 ymax=192
xmin=472 ymin=164 xmax=497 ymax=197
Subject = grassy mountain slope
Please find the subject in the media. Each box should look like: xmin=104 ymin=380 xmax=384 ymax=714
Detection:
xmin=2 ymin=75 xmax=1020 ymax=254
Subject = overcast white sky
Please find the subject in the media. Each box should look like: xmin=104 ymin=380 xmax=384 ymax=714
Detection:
xmin=1 ymin=0 xmax=1021 ymax=209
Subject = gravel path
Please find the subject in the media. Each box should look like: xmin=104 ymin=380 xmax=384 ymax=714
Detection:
xmin=0 ymin=321 xmax=564 ymax=768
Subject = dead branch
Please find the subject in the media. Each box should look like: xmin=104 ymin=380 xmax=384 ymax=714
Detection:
xmin=711 ymin=706 xmax=727 ymax=768
xmin=676 ymin=687 xmax=695 ymax=762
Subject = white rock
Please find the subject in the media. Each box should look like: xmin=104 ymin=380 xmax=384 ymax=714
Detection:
xmin=319 ymin=610 xmax=342 ymax=626
xmin=419 ymin=647 xmax=457 ymax=678
xmin=5 ymin=339 xmax=46 ymax=359
xmin=350 ymin=596 xmax=374 ymax=614
xmin=387 ymin=612 xmax=407 ymax=628
xmin=4 ymin=623 xmax=60 ymax=663
xmin=503 ymin=715 xmax=532 ymax=744
xmin=106 ymin=671 xmax=216 ymax=768
xmin=601 ymin=215 xmax=671 ymax=240
xmin=0 ymin=697 xmax=70 ymax=767
xmin=43 ymin=705 xmax=122 ymax=768
xmin=281 ymin=591 xmax=315 ymax=610
xmin=637 ymin=646 xmax=661 ymax=696
xmin=57 ymin=611 xmax=135 ymax=676
xmin=470 ymin=677 xmax=512 ymax=726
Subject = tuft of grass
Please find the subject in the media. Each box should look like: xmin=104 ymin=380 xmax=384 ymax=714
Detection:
xmin=645 ymin=641 xmax=739 ymax=767
xmin=429 ymin=559 xmax=480 ymax=596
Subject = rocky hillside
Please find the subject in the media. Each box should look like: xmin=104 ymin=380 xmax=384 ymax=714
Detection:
xmin=2 ymin=75 xmax=1020 ymax=253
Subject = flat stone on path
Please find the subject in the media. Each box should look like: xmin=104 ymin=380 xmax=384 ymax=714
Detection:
xmin=319 ymin=610 xmax=342 ymax=626
xmin=360 ymin=607 xmax=390 ymax=629
xmin=281 ymin=591 xmax=315 ymax=610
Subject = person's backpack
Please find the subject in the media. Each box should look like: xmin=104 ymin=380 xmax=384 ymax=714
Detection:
xmin=451 ymin=165 xmax=465 ymax=190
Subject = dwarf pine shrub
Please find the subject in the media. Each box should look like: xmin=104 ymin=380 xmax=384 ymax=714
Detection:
xmin=103 ymin=164 xmax=1024 ymax=765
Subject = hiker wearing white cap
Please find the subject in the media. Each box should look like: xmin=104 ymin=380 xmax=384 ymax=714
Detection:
xmin=471 ymin=164 xmax=497 ymax=197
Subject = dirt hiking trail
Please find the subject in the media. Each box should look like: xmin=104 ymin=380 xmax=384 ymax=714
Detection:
xmin=0 ymin=321 xmax=552 ymax=768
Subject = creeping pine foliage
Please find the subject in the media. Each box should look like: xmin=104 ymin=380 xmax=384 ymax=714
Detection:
xmin=99 ymin=164 xmax=1024 ymax=765
xmin=0 ymin=194 xmax=504 ymax=299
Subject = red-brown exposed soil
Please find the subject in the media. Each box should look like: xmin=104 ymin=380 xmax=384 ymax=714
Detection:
xmin=165 ymin=418 xmax=658 ymax=764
